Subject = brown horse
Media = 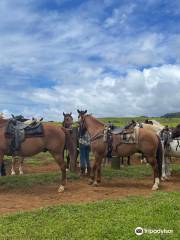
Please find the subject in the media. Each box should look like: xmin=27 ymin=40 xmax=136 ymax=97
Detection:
xmin=0 ymin=117 xmax=75 ymax=192
xmin=62 ymin=112 xmax=73 ymax=129
xmin=62 ymin=112 xmax=79 ymax=171
xmin=78 ymin=112 xmax=163 ymax=190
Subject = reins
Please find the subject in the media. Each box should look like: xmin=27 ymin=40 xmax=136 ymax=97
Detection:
xmin=90 ymin=131 xmax=104 ymax=142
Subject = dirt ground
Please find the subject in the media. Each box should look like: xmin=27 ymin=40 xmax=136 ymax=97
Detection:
xmin=0 ymin=161 xmax=179 ymax=215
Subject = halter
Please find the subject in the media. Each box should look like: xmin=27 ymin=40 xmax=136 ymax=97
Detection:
xmin=63 ymin=113 xmax=73 ymax=129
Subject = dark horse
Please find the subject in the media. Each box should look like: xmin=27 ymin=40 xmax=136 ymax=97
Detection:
xmin=62 ymin=112 xmax=79 ymax=171
xmin=78 ymin=111 xmax=163 ymax=190
xmin=0 ymin=117 xmax=76 ymax=192
xmin=172 ymin=124 xmax=180 ymax=139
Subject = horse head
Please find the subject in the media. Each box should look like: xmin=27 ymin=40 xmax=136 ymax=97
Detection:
xmin=62 ymin=112 xmax=73 ymax=128
xmin=172 ymin=124 xmax=180 ymax=139
xmin=77 ymin=109 xmax=87 ymax=118
xmin=77 ymin=109 xmax=88 ymax=136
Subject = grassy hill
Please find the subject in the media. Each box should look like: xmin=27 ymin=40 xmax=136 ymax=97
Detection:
xmin=98 ymin=117 xmax=180 ymax=127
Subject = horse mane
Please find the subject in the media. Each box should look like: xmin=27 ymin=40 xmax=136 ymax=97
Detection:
xmin=85 ymin=114 xmax=104 ymax=127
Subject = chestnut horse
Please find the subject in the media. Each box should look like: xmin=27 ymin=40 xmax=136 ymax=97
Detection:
xmin=0 ymin=117 xmax=75 ymax=192
xmin=62 ymin=112 xmax=79 ymax=171
xmin=78 ymin=111 xmax=163 ymax=190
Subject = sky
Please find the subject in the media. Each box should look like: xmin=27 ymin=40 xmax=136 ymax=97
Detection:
xmin=0 ymin=0 xmax=180 ymax=120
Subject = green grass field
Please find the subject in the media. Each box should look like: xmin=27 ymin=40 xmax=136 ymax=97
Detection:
xmin=0 ymin=191 xmax=179 ymax=240
xmin=0 ymin=163 xmax=179 ymax=240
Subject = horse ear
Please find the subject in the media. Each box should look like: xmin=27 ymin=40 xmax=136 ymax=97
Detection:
xmin=77 ymin=109 xmax=80 ymax=114
xmin=70 ymin=112 xmax=72 ymax=116
xmin=84 ymin=110 xmax=87 ymax=114
xmin=63 ymin=112 xmax=65 ymax=116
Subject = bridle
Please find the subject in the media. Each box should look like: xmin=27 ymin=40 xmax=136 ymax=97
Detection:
xmin=63 ymin=114 xmax=73 ymax=129
xmin=78 ymin=114 xmax=105 ymax=142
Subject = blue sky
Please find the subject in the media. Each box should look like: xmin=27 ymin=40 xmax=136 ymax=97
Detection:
xmin=0 ymin=0 xmax=180 ymax=120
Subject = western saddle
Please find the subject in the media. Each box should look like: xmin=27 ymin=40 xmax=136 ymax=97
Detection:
xmin=5 ymin=115 xmax=44 ymax=154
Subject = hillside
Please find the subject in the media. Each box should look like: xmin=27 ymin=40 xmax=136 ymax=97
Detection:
xmin=161 ymin=112 xmax=180 ymax=118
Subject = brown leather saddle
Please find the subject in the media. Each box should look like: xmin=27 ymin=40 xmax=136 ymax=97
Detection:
xmin=5 ymin=116 xmax=44 ymax=154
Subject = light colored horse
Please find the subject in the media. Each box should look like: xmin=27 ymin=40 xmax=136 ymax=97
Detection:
xmin=140 ymin=120 xmax=179 ymax=180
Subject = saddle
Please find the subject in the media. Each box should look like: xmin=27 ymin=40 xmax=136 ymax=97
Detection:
xmin=5 ymin=116 xmax=44 ymax=154
xmin=104 ymin=122 xmax=138 ymax=158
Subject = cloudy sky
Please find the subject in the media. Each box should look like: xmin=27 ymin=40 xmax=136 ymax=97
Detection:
xmin=0 ymin=0 xmax=180 ymax=120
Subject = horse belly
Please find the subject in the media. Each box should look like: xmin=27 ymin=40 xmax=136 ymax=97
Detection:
xmin=20 ymin=138 xmax=45 ymax=157
xmin=115 ymin=144 xmax=136 ymax=157
xmin=167 ymin=141 xmax=180 ymax=157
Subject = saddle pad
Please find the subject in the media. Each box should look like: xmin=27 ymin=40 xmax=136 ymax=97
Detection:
xmin=119 ymin=127 xmax=139 ymax=144
xmin=111 ymin=127 xmax=124 ymax=135
xmin=24 ymin=123 xmax=44 ymax=136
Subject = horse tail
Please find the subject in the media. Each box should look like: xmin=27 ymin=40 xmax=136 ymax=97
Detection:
xmin=61 ymin=127 xmax=76 ymax=169
xmin=156 ymin=136 xmax=163 ymax=178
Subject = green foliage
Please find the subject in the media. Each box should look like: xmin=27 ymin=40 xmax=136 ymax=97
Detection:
xmin=51 ymin=116 xmax=180 ymax=128
xmin=0 ymin=191 xmax=179 ymax=240
xmin=98 ymin=117 xmax=180 ymax=127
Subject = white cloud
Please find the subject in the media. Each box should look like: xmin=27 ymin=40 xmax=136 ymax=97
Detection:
xmin=17 ymin=64 xmax=180 ymax=120
xmin=0 ymin=0 xmax=180 ymax=120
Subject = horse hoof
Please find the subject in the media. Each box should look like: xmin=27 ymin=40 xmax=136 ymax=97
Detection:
xmin=88 ymin=179 xmax=93 ymax=185
xmin=152 ymin=185 xmax=159 ymax=191
xmin=11 ymin=172 xmax=15 ymax=176
xmin=161 ymin=177 xmax=166 ymax=182
xmin=19 ymin=172 xmax=24 ymax=175
xmin=58 ymin=185 xmax=65 ymax=193
xmin=92 ymin=181 xmax=98 ymax=187
xmin=161 ymin=175 xmax=170 ymax=181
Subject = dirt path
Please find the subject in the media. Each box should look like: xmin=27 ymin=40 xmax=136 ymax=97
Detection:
xmin=0 ymin=173 xmax=179 ymax=215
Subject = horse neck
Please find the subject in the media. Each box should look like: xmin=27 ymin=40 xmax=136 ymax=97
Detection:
xmin=85 ymin=116 xmax=104 ymax=136
xmin=0 ymin=118 xmax=8 ymax=124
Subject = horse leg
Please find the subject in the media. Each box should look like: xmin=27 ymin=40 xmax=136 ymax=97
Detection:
xmin=52 ymin=153 xmax=66 ymax=193
xmin=96 ymin=159 xmax=102 ymax=184
xmin=19 ymin=157 xmax=24 ymax=175
xmin=166 ymin=156 xmax=171 ymax=177
xmin=127 ymin=156 xmax=131 ymax=165
xmin=88 ymin=160 xmax=97 ymax=185
xmin=11 ymin=156 xmax=16 ymax=175
xmin=66 ymin=153 xmax=70 ymax=172
xmin=0 ymin=153 xmax=4 ymax=176
xmin=148 ymin=156 xmax=160 ymax=190
xmin=121 ymin=157 xmax=124 ymax=167
xmin=92 ymin=156 xmax=102 ymax=186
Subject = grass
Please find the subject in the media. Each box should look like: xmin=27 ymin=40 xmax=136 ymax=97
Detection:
xmin=103 ymin=163 xmax=180 ymax=179
xmin=0 ymin=171 xmax=78 ymax=189
xmin=0 ymin=191 xmax=179 ymax=240
xmin=0 ymin=163 xmax=179 ymax=190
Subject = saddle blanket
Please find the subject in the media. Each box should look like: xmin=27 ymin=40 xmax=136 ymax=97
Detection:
xmin=118 ymin=126 xmax=139 ymax=144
